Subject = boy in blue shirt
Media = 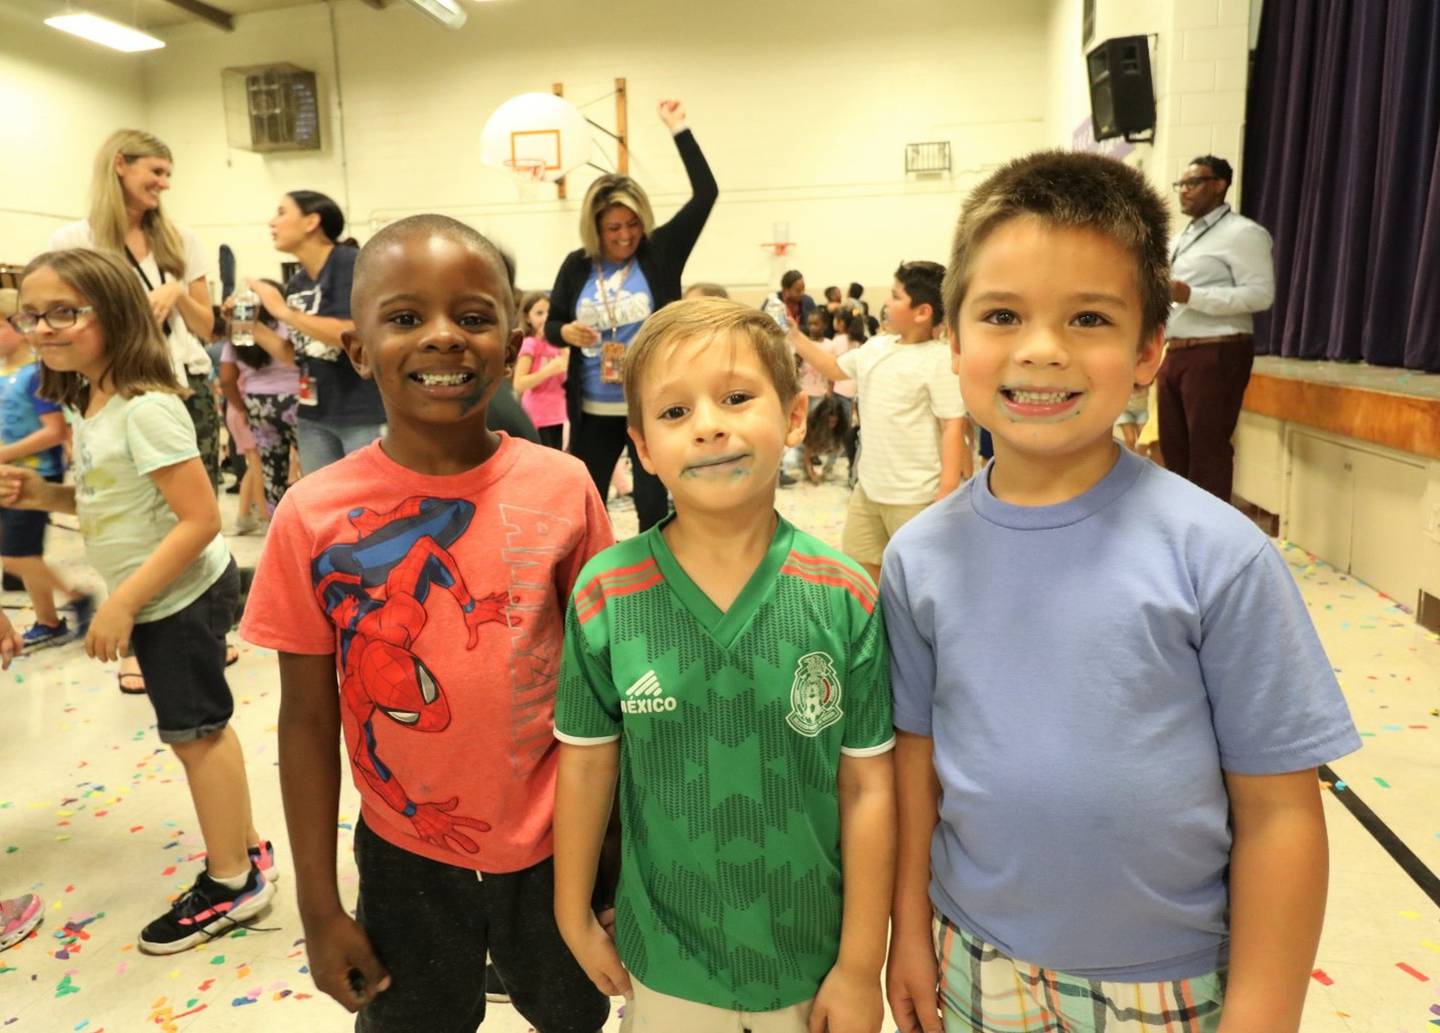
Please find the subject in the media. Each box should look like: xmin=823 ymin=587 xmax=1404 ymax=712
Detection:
xmin=883 ymin=152 xmax=1361 ymax=1033
xmin=0 ymin=288 xmax=86 ymax=648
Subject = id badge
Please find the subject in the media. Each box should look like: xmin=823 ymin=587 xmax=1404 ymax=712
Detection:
xmin=298 ymin=373 xmax=319 ymax=407
xmin=601 ymin=341 xmax=626 ymax=384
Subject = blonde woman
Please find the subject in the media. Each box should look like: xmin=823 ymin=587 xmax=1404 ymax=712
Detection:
xmin=544 ymin=99 xmax=717 ymax=531
xmin=50 ymin=129 xmax=227 ymax=692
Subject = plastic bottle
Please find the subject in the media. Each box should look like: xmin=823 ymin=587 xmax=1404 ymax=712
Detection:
xmin=231 ymin=286 xmax=259 ymax=347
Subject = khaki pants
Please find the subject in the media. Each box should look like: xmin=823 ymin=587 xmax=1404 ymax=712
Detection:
xmin=841 ymin=483 xmax=931 ymax=567
xmin=620 ymin=976 xmax=813 ymax=1033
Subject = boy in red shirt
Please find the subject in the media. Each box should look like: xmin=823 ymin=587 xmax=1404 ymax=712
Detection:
xmin=242 ymin=215 xmax=613 ymax=1032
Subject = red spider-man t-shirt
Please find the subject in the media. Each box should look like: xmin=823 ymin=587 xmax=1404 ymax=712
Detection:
xmin=242 ymin=434 xmax=614 ymax=872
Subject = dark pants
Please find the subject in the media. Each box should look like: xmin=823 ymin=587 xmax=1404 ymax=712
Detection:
xmin=1156 ymin=337 xmax=1254 ymax=502
xmin=353 ymin=821 xmax=608 ymax=1033
xmin=570 ymin=413 xmax=669 ymax=531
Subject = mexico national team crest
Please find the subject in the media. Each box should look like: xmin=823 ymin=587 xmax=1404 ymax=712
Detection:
xmin=787 ymin=652 xmax=843 ymax=737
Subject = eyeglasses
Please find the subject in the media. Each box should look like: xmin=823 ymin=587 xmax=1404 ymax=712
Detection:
xmin=6 ymin=306 xmax=95 ymax=334
xmin=1172 ymin=176 xmax=1219 ymax=191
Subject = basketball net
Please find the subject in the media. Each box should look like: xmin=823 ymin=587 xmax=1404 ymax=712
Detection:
xmin=504 ymin=158 xmax=547 ymax=201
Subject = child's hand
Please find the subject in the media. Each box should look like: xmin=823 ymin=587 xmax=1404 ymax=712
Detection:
xmin=565 ymin=913 xmax=632 ymax=999
xmin=810 ymin=964 xmax=883 ymax=1033
xmin=0 ymin=615 xmax=22 ymax=670
xmin=657 ymin=98 xmax=687 ymax=131
xmin=86 ymin=597 xmax=136 ymax=663
xmin=304 ymin=910 xmax=392 ymax=1013
xmin=0 ymin=465 xmax=45 ymax=510
xmin=885 ymin=932 xmax=942 ymax=1033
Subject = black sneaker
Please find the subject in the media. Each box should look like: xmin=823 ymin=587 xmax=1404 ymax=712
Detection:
xmin=485 ymin=960 xmax=509 ymax=1003
xmin=138 ymin=865 xmax=275 ymax=955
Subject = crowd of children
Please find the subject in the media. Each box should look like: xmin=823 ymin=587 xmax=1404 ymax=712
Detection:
xmin=0 ymin=139 xmax=1362 ymax=1033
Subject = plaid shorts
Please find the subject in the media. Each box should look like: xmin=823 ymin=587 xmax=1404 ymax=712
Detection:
xmin=936 ymin=915 xmax=1225 ymax=1033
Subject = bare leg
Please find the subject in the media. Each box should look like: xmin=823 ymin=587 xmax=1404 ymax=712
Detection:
xmin=3 ymin=556 xmax=64 ymax=627
xmin=170 ymin=725 xmax=258 ymax=879
xmin=240 ymin=451 xmax=266 ymax=521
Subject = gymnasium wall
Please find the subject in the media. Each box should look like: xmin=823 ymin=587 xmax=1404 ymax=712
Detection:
xmin=3 ymin=0 xmax=1257 ymax=300
xmin=0 ymin=2 xmax=147 ymax=262
xmin=5 ymin=0 xmax=1052 ymax=294
xmin=1045 ymin=0 xmax=1255 ymax=219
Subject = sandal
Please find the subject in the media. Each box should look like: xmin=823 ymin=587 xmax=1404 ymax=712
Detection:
xmin=225 ymin=643 xmax=239 ymax=667
xmin=117 ymin=671 xmax=147 ymax=695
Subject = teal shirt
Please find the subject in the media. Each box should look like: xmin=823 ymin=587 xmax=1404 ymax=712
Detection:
xmin=73 ymin=393 xmax=230 ymax=622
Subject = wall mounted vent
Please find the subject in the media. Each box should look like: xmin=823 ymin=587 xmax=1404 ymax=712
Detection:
xmin=222 ymin=64 xmax=321 ymax=153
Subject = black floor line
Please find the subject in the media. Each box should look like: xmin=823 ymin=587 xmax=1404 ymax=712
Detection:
xmin=1319 ymin=763 xmax=1440 ymax=909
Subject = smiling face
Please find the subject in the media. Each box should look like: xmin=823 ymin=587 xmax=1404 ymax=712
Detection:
xmin=953 ymin=215 xmax=1161 ymax=479
xmin=629 ymin=332 xmax=807 ymax=517
xmin=16 ymin=266 xmax=108 ymax=383
xmin=115 ymin=154 xmax=171 ymax=213
xmin=344 ymin=233 xmax=520 ymax=440
xmin=599 ymin=204 xmax=643 ymax=263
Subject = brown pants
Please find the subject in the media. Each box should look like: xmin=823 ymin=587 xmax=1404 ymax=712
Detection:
xmin=1156 ymin=337 xmax=1254 ymax=502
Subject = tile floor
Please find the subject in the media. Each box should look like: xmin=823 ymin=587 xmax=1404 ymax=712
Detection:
xmin=0 ymin=468 xmax=1436 ymax=1032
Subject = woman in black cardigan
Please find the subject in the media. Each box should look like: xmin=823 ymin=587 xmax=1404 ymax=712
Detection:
xmin=545 ymin=99 xmax=717 ymax=531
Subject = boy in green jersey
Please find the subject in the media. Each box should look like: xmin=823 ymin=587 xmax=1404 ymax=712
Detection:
xmin=553 ymin=298 xmax=896 ymax=1033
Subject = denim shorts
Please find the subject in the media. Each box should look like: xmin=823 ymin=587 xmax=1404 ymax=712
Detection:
xmin=130 ymin=559 xmax=240 ymax=744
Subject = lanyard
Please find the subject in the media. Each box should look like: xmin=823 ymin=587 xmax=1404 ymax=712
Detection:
xmin=124 ymin=245 xmax=167 ymax=290
xmin=592 ymin=259 xmax=633 ymax=341
xmin=125 ymin=246 xmax=174 ymax=337
xmin=1171 ymin=207 xmax=1231 ymax=263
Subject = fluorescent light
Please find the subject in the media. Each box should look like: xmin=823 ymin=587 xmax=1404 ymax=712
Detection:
xmin=45 ymin=13 xmax=164 ymax=52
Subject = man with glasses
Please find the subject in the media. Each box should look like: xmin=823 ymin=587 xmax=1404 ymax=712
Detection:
xmin=1156 ymin=155 xmax=1275 ymax=503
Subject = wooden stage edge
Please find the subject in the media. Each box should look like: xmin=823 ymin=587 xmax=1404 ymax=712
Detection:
xmin=1242 ymin=373 xmax=1440 ymax=461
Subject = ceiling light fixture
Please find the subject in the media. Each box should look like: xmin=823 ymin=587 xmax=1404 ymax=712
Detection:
xmin=44 ymin=13 xmax=165 ymax=52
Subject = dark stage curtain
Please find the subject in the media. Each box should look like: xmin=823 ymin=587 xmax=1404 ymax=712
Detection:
xmin=1243 ymin=0 xmax=1440 ymax=371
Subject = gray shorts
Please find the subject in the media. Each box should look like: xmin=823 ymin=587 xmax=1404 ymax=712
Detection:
xmin=130 ymin=559 xmax=240 ymax=744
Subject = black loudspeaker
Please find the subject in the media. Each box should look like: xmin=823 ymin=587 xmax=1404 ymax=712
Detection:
xmin=1086 ymin=36 xmax=1156 ymax=142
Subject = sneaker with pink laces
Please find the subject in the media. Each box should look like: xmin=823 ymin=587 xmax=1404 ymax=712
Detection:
xmin=0 ymin=894 xmax=43 ymax=951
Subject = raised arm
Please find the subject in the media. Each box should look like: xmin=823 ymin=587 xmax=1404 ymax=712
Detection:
xmin=788 ymin=325 xmax=850 ymax=384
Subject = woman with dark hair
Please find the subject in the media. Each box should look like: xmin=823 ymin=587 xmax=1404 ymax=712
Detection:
xmin=244 ymin=191 xmax=383 ymax=473
xmin=545 ymin=99 xmax=717 ymax=531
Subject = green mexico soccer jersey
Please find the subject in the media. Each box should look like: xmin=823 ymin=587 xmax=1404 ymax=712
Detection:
xmin=555 ymin=515 xmax=894 ymax=1012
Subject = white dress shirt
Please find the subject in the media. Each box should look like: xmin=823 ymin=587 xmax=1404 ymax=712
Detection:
xmin=1167 ymin=204 xmax=1276 ymax=340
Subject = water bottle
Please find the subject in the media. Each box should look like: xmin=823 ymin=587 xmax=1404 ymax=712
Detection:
xmin=762 ymin=293 xmax=790 ymax=331
xmin=231 ymin=287 xmax=259 ymax=347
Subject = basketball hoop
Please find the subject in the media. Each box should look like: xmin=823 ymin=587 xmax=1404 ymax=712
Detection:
xmin=503 ymin=158 xmax=547 ymax=201
xmin=760 ymin=242 xmax=795 ymax=257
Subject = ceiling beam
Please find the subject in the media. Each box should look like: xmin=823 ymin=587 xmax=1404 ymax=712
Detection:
xmin=158 ymin=0 xmax=235 ymax=31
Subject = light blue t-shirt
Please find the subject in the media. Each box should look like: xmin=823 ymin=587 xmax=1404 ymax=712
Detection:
xmin=882 ymin=446 xmax=1361 ymax=982
xmin=73 ymin=392 xmax=231 ymax=623
xmin=574 ymin=259 xmax=652 ymax=408
xmin=0 ymin=361 xmax=63 ymax=478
